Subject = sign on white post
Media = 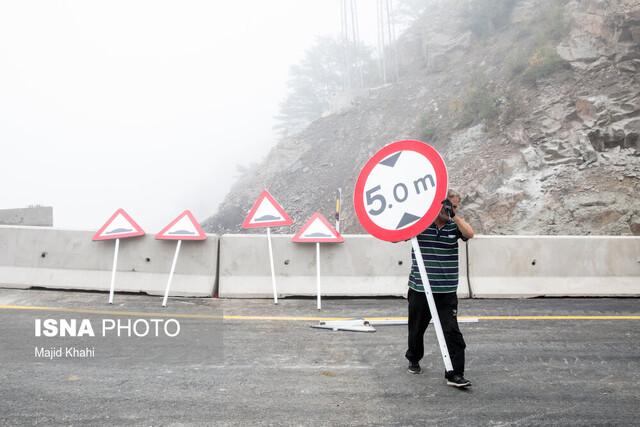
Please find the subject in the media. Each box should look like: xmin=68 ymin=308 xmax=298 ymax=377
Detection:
xmin=242 ymin=190 xmax=293 ymax=305
xmin=353 ymin=140 xmax=453 ymax=371
xmin=292 ymin=212 xmax=344 ymax=310
xmin=92 ymin=208 xmax=145 ymax=304
xmin=156 ymin=210 xmax=207 ymax=307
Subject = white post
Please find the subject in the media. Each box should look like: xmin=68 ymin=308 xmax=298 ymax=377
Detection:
xmin=316 ymin=242 xmax=321 ymax=310
xmin=162 ymin=240 xmax=182 ymax=308
xmin=266 ymin=227 xmax=278 ymax=304
xmin=335 ymin=188 xmax=342 ymax=233
xmin=411 ymin=237 xmax=454 ymax=372
xmin=108 ymin=238 xmax=120 ymax=304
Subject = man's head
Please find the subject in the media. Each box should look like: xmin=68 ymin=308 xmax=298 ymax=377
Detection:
xmin=438 ymin=190 xmax=461 ymax=222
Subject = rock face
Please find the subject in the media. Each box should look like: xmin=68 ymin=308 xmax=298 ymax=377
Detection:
xmin=205 ymin=0 xmax=640 ymax=236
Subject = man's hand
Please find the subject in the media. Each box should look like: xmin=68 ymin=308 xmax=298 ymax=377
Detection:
xmin=442 ymin=199 xmax=455 ymax=218
xmin=445 ymin=194 xmax=474 ymax=239
xmin=453 ymin=215 xmax=474 ymax=239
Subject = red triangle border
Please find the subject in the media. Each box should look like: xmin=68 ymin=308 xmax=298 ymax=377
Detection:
xmin=155 ymin=210 xmax=207 ymax=240
xmin=92 ymin=208 xmax=145 ymax=241
xmin=242 ymin=190 xmax=293 ymax=229
xmin=291 ymin=212 xmax=344 ymax=243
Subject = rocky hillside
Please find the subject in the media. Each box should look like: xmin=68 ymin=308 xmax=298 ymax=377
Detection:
xmin=204 ymin=0 xmax=640 ymax=236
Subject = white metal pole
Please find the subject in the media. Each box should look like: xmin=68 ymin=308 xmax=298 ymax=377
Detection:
xmin=108 ymin=238 xmax=120 ymax=304
xmin=162 ymin=240 xmax=182 ymax=308
xmin=335 ymin=188 xmax=342 ymax=233
xmin=267 ymin=227 xmax=278 ymax=304
xmin=316 ymin=242 xmax=321 ymax=310
xmin=411 ymin=237 xmax=454 ymax=372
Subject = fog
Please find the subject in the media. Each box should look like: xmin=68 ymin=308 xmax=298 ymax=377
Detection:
xmin=0 ymin=1 xmax=379 ymax=231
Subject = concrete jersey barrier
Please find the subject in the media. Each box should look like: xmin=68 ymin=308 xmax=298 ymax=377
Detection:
xmin=4 ymin=227 xmax=637 ymax=299
xmin=0 ymin=226 xmax=218 ymax=297
xmin=218 ymin=234 xmax=469 ymax=298
xmin=0 ymin=207 xmax=53 ymax=227
xmin=467 ymin=235 xmax=640 ymax=298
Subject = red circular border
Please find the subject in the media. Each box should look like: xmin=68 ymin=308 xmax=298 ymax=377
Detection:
xmin=353 ymin=140 xmax=448 ymax=242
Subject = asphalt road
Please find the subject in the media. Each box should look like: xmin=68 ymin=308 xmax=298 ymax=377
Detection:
xmin=1 ymin=288 xmax=639 ymax=426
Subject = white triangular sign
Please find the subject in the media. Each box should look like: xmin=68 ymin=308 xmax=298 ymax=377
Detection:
xmin=250 ymin=198 xmax=285 ymax=224
xmin=242 ymin=190 xmax=293 ymax=228
xmin=292 ymin=213 xmax=344 ymax=243
xmin=93 ymin=209 xmax=145 ymax=241
xmin=156 ymin=210 xmax=207 ymax=240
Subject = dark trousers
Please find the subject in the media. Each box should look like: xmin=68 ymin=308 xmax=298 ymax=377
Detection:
xmin=405 ymin=288 xmax=466 ymax=375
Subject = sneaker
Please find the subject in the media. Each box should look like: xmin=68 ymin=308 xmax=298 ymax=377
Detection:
xmin=407 ymin=363 xmax=422 ymax=374
xmin=446 ymin=373 xmax=472 ymax=388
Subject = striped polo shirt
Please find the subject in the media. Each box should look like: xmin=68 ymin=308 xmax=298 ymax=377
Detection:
xmin=408 ymin=220 xmax=467 ymax=293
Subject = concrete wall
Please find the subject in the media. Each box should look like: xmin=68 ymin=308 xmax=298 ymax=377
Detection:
xmin=0 ymin=207 xmax=53 ymax=226
xmin=467 ymin=236 xmax=640 ymax=297
xmin=1 ymin=226 xmax=638 ymax=299
xmin=0 ymin=226 xmax=218 ymax=297
xmin=218 ymin=234 xmax=469 ymax=298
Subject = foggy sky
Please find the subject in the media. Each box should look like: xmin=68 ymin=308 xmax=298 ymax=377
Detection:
xmin=0 ymin=1 xmax=379 ymax=231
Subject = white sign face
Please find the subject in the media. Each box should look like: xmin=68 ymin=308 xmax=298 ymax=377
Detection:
xmin=354 ymin=140 xmax=448 ymax=242
xmin=103 ymin=213 xmax=135 ymax=235
xmin=166 ymin=216 xmax=198 ymax=237
xmin=251 ymin=199 xmax=284 ymax=223
xmin=363 ymin=150 xmax=438 ymax=231
xmin=300 ymin=218 xmax=335 ymax=239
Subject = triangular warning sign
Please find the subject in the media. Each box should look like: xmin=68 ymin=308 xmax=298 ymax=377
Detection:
xmin=93 ymin=208 xmax=145 ymax=241
xmin=242 ymin=190 xmax=293 ymax=229
xmin=155 ymin=210 xmax=207 ymax=240
xmin=292 ymin=213 xmax=344 ymax=243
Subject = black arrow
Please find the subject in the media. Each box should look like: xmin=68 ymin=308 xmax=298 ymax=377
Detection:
xmin=396 ymin=212 xmax=421 ymax=229
xmin=379 ymin=152 xmax=401 ymax=167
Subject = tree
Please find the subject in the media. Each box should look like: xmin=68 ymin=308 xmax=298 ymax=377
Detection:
xmin=275 ymin=36 xmax=377 ymax=137
xmin=393 ymin=0 xmax=431 ymax=27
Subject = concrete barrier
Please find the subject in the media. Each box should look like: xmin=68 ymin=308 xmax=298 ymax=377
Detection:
xmin=0 ymin=207 xmax=53 ymax=226
xmin=218 ymin=234 xmax=469 ymax=298
xmin=0 ymin=226 xmax=218 ymax=297
xmin=5 ymin=227 xmax=636 ymax=300
xmin=467 ymin=236 xmax=640 ymax=297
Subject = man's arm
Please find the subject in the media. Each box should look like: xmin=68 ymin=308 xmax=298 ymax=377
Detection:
xmin=453 ymin=215 xmax=474 ymax=239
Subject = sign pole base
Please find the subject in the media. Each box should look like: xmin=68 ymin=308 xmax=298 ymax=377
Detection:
xmin=411 ymin=237 xmax=454 ymax=372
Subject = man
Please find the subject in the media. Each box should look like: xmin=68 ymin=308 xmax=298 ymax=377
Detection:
xmin=405 ymin=189 xmax=475 ymax=388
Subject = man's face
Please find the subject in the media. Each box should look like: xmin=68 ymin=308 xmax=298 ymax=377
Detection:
xmin=438 ymin=196 xmax=460 ymax=221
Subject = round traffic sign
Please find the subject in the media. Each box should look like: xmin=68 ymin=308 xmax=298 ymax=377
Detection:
xmin=354 ymin=140 xmax=448 ymax=242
